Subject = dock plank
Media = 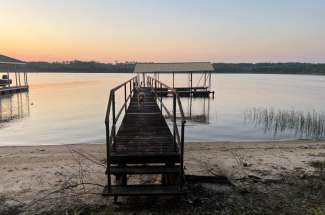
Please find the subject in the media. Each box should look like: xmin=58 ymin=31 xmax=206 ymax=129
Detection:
xmin=112 ymin=88 xmax=177 ymax=156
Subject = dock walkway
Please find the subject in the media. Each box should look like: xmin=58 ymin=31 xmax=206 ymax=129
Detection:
xmin=104 ymin=76 xmax=185 ymax=197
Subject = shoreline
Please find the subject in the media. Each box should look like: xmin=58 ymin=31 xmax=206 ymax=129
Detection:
xmin=1 ymin=140 xmax=324 ymax=214
xmin=0 ymin=138 xmax=323 ymax=148
xmin=1 ymin=139 xmax=325 ymax=178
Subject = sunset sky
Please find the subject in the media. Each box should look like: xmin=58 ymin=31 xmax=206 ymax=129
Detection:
xmin=1 ymin=0 xmax=325 ymax=63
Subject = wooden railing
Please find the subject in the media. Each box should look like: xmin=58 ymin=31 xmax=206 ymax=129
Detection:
xmin=105 ymin=75 xmax=186 ymax=190
xmin=147 ymin=76 xmax=186 ymax=187
xmin=104 ymin=75 xmax=139 ymax=190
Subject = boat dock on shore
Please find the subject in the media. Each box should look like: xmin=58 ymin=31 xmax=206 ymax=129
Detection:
xmin=104 ymin=75 xmax=186 ymax=198
xmin=104 ymin=62 xmax=214 ymax=198
xmin=0 ymin=55 xmax=29 ymax=96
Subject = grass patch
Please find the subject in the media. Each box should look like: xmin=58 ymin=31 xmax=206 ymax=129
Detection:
xmin=306 ymin=207 xmax=325 ymax=215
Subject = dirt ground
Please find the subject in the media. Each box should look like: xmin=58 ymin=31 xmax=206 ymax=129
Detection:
xmin=0 ymin=140 xmax=325 ymax=215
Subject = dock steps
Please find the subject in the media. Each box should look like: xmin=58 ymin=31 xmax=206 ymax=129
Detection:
xmin=103 ymin=185 xmax=182 ymax=196
xmin=110 ymin=152 xmax=180 ymax=164
xmin=110 ymin=165 xmax=180 ymax=175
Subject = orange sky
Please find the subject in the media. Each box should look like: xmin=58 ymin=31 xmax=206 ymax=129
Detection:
xmin=1 ymin=0 xmax=325 ymax=63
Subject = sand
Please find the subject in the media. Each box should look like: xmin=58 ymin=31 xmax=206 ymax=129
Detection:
xmin=1 ymin=140 xmax=325 ymax=214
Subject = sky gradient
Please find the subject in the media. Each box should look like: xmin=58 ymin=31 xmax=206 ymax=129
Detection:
xmin=1 ymin=0 xmax=325 ymax=63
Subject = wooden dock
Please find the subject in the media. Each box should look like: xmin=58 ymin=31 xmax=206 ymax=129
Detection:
xmin=0 ymin=86 xmax=29 ymax=96
xmin=104 ymin=76 xmax=185 ymax=197
xmin=155 ymin=86 xmax=214 ymax=97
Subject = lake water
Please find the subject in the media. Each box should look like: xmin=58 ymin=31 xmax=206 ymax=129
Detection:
xmin=1 ymin=73 xmax=325 ymax=146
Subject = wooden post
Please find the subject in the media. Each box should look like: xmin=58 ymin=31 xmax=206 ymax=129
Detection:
xmin=124 ymin=84 xmax=127 ymax=114
xmin=26 ymin=72 xmax=28 ymax=86
xmin=24 ymin=72 xmax=27 ymax=86
xmin=142 ymin=72 xmax=145 ymax=87
xmin=190 ymin=72 xmax=193 ymax=97
xmin=207 ymin=96 xmax=210 ymax=123
xmin=209 ymin=72 xmax=212 ymax=91
xmin=160 ymin=83 xmax=163 ymax=120
xmin=18 ymin=72 xmax=21 ymax=86
xmin=189 ymin=96 xmax=192 ymax=118
xmin=155 ymin=78 xmax=157 ymax=90
xmin=173 ymin=94 xmax=176 ymax=145
xmin=15 ymin=72 xmax=18 ymax=87
xmin=7 ymin=66 xmax=10 ymax=88
xmin=0 ymin=99 xmax=2 ymax=121
xmin=173 ymin=72 xmax=175 ymax=88
xmin=180 ymin=120 xmax=185 ymax=189
xmin=203 ymin=72 xmax=207 ymax=87
xmin=112 ymin=93 xmax=116 ymax=145
xmin=105 ymin=116 xmax=111 ymax=192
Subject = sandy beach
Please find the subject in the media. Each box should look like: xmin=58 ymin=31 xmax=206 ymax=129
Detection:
xmin=1 ymin=140 xmax=325 ymax=214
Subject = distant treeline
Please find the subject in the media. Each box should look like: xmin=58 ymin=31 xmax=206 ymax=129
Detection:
xmin=2 ymin=61 xmax=325 ymax=75
xmin=29 ymin=61 xmax=136 ymax=73
xmin=13 ymin=61 xmax=135 ymax=73
xmin=214 ymin=63 xmax=325 ymax=75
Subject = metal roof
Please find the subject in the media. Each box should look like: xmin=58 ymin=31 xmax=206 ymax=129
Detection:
xmin=0 ymin=54 xmax=26 ymax=65
xmin=134 ymin=62 xmax=214 ymax=73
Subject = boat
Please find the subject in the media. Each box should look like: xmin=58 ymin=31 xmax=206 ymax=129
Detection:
xmin=0 ymin=74 xmax=12 ymax=87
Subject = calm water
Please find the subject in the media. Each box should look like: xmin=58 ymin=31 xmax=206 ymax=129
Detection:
xmin=0 ymin=73 xmax=325 ymax=146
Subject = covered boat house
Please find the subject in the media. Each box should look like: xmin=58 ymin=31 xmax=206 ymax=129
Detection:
xmin=134 ymin=62 xmax=215 ymax=97
xmin=0 ymin=54 xmax=28 ymax=96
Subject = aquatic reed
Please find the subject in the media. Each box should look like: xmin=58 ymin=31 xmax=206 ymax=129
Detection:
xmin=244 ymin=108 xmax=325 ymax=139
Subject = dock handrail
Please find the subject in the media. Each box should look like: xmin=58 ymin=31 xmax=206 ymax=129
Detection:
xmin=104 ymin=75 xmax=139 ymax=191
xmin=147 ymin=76 xmax=186 ymax=187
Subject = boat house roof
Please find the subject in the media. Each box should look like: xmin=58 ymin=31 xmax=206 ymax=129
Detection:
xmin=0 ymin=54 xmax=26 ymax=65
xmin=134 ymin=62 xmax=214 ymax=73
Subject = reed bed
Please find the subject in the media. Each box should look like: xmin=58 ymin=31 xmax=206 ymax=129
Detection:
xmin=244 ymin=108 xmax=325 ymax=139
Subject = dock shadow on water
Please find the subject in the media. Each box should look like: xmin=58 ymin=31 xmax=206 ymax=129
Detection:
xmin=0 ymin=92 xmax=30 ymax=125
xmin=164 ymin=97 xmax=211 ymax=124
xmin=244 ymin=107 xmax=325 ymax=139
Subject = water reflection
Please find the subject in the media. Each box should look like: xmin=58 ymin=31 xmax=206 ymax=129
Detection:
xmin=2 ymin=73 xmax=325 ymax=145
xmin=244 ymin=107 xmax=325 ymax=139
xmin=0 ymin=92 xmax=30 ymax=125
xmin=165 ymin=97 xmax=211 ymax=124
xmin=186 ymin=97 xmax=211 ymax=124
